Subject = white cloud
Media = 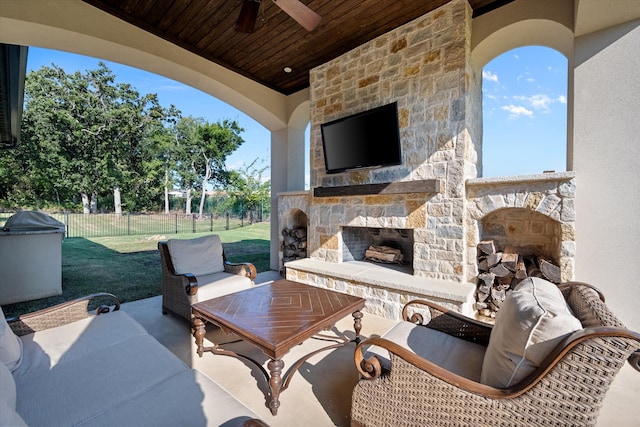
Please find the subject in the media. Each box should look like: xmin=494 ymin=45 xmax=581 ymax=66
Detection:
xmin=530 ymin=94 xmax=552 ymax=111
xmin=502 ymin=105 xmax=534 ymax=119
xmin=482 ymin=70 xmax=499 ymax=83
xmin=509 ymin=93 xmax=566 ymax=112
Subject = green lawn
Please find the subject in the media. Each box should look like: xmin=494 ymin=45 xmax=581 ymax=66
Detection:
xmin=1 ymin=222 xmax=271 ymax=318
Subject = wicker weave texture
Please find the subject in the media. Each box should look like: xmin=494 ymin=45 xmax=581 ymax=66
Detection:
xmin=158 ymin=241 xmax=194 ymax=321
xmin=8 ymin=293 xmax=120 ymax=336
xmin=351 ymin=283 xmax=640 ymax=427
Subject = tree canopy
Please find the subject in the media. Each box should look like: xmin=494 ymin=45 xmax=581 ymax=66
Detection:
xmin=0 ymin=63 xmax=256 ymax=214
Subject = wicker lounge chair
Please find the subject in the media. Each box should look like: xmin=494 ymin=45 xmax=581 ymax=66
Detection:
xmin=158 ymin=235 xmax=257 ymax=322
xmin=351 ymin=280 xmax=640 ymax=427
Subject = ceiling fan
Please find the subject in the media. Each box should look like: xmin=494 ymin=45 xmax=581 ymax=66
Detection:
xmin=236 ymin=0 xmax=322 ymax=33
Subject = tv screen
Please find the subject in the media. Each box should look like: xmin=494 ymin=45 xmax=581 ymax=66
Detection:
xmin=320 ymin=102 xmax=402 ymax=174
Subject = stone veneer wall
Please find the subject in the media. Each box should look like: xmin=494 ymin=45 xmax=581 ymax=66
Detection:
xmin=465 ymin=172 xmax=576 ymax=282
xmin=307 ymin=0 xmax=480 ymax=282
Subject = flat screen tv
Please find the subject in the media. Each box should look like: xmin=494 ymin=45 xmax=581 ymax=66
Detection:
xmin=320 ymin=102 xmax=402 ymax=174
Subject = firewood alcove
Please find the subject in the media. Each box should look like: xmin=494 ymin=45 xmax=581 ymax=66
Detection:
xmin=476 ymin=208 xmax=563 ymax=317
xmin=281 ymin=209 xmax=308 ymax=272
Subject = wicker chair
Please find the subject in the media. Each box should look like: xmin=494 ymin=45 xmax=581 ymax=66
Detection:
xmin=158 ymin=237 xmax=257 ymax=322
xmin=351 ymin=281 xmax=640 ymax=427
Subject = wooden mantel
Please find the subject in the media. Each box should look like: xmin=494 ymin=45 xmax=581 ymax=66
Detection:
xmin=313 ymin=179 xmax=441 ymax=198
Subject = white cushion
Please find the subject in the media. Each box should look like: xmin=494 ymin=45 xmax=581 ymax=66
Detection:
xmin=167 ymin=234 xmax=225 ymax=276
xmin=0 ymin=398 xmax=27 ymax=426
xmin=481 ymin=277 xmax=582 ymax=388
xmin=15 ymin=335 xmax=187 ymax=426
xmin=78 ymin=370 xmax=260 ymax=427
xmin=194 ymin=272 xmax=254 ymax=300
xmin=370 ymin=321 xmax=487 ymax=382
xmin=0 ymin=361 xmax=17 ymax=409
xmin=14 ymin=311 xmax=149 ymax=379
xmin=0 ymin=307 xmax=22 ymax=372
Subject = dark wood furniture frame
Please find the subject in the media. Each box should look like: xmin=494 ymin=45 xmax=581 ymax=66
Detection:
xmin=191 ymin=279 xmax=366 ymax=416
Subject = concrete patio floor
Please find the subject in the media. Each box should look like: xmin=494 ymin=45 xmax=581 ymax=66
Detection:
xmin=121 ymin=271 xmax=638 ymax=426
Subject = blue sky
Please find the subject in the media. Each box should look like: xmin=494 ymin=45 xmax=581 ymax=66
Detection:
xmin=482 ymin=46 xmax=567 ymax=177
xmin=26 ymin=45 xmax=567 ymax=183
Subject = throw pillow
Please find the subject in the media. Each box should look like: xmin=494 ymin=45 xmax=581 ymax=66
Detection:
xmin=0 ymin=307 xmax=22 ymax=372
xmin=480 ymin=277 xmax=582 ymax=388
xmin=167 ymin=234 xmax=225 ymax=276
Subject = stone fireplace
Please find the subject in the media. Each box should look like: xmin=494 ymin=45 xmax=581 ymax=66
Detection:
xmin=278 ymin=0 xmax=576 ymax=320
xmin=342 ymin=226 xmax=414 ymax=274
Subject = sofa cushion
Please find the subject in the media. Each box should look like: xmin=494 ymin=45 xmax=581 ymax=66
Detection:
xmin=0 ymin=398 xmax=27 ymax=427
xmin=15 ymin=334 xmax=188 ymax=426
xmin=0 ymin=361 xmax=17 ymax=409
xmin=195 ymin=272 xmax=254 ymax=300
xmin=168 ymin=234 xmax=225 ymax=276
xmin=481 ymin=277 xmax=582 ymax=388
xmin=14 ymin=310 xmax=149 ymax=379
xmin=0 ymin=307 xmax=22 ymax=371
xmin=0 ymin=362 xmax=25 ymax=427
xmin=79 ymin=370 xmax=260 ymax=427
xmin=369 ymin=321 xmax=487 ymax=382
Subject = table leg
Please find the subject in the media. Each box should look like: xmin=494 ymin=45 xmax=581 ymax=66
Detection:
xmin=193 ymin=317 xmax=206 ymax=357
xmin=267 ymin=358 xmax=284 ymax=415
xmin=352 ymin=310 xmax=363 ymax=344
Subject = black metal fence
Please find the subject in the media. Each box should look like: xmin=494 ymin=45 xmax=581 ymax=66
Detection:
xmin=0 ymin=212 xmax=265 ymax=238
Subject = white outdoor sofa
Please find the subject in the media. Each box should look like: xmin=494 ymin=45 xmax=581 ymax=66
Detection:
xmin=1 ymin=293 xmax=268 ymax=427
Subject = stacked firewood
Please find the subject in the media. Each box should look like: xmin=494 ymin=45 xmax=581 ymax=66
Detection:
xmin=476 ymin=240 xmax=561 ymax=317
xmin=364 ymin=245 xmax=404 ymax=264
xmin=281 ymin=227 xmax=307 ymax=263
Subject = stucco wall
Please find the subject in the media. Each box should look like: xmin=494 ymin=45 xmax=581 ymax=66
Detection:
xmin=573 ymin=20 xmax=640 ymax=330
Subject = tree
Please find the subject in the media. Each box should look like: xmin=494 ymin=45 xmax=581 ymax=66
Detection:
xmin=170 ymin=116 xmax=201 ymax=214
xmin=195 ymin=120 xmax=245 ymax=217
xmin=170 ymin=117 xmax=244 ymax=216
xmin=228 ymin=158 xmax=270 ymax=223
xmin=10 ymin=63 xmax=177 ymax=212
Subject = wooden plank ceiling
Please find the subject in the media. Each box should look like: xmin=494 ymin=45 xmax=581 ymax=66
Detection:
xmin=81 ymin=0 xmax=511 ymax=95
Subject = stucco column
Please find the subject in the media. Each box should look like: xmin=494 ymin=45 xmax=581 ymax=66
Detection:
xmin=573 ymin=20 xmax=640 ymax=331
xmin=270 ymin=126 xmax=306 ymax=270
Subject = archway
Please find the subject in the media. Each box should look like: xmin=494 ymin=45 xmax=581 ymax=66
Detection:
xmin=481 ymin=46 xmax=568 ymax=177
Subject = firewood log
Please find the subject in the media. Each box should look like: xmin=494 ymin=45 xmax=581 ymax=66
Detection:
xmin=477 ymin=240 xmax=495 ymax=255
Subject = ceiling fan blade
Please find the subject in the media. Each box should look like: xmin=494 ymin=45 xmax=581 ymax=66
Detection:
xmin=236 ymin=0 xmax=261 ymax=33
xmin=273 ymin=0 xmax=321 ymax=31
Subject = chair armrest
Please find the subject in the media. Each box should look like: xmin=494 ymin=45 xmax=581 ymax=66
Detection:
xmin=354 ymin=336 xmax=504 ymax=397
xmin=158 ymin=241 xmax=200 ymax=295
xmin=224 ymin=261 xmax=257 ymax=281
xmin=182 ymin=273 xmax=199 ymax=295
xmin=402 ymin=299 xmax=493 ymax=345
xmin=7 ymin=293 xmax=120 ymax=336
xmin=162 ymin=267 xmax=199 ymax=296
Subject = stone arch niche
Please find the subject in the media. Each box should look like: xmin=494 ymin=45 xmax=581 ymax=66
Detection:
xmin=278 ymin=192 xmax=311 ymax=274
xmin=281 ymin=208 xmax=308 ymax=268
xmin=465 ymin=173 xmax=577 ymax=315
xmin=480 ymin=208 xmax=561 ymax=264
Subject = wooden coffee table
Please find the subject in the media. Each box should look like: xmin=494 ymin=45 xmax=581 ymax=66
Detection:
xmin=191 ymin=279 xmax=366 ymax=415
